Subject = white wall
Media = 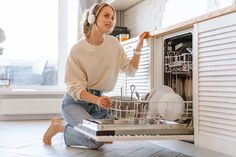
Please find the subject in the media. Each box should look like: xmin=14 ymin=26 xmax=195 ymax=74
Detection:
xmin=124 ymin=0 xmax=166 ymax=37
xmin=123 ymin=0 xmax=235 ymax=37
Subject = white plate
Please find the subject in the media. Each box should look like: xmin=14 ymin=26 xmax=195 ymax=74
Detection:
xmin=147 ymin=85 xmax=174 ymax=101
xmin=157 ymin=93 xmax=184 ymax=121
xmin=148 ymin=85 xmax=174 ymax=115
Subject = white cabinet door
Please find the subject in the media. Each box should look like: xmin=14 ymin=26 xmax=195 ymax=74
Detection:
xmin=193 ymin=12 xmax=236 ymax=156
xmin=123 ymin=39 xmax=151 ymax=97
xmin=107 ymin=38 xmax=151 ymax=98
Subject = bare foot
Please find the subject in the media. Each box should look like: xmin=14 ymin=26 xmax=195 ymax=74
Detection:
xmin=104 ymin=141 xmax=113 ymax=144
xmin=43 ymin=117 xmax=64 ymax=145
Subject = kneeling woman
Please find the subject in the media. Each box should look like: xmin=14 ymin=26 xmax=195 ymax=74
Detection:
xmin=43 ymin=2 xmax=149 ymax=149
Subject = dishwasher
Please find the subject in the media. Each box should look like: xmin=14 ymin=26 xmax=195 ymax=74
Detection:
xmin=75 ymin=32 xmax=194 ymax=142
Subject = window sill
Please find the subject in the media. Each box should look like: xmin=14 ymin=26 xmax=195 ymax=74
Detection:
xmin=0 ymin=88 xmax=65 ymax=98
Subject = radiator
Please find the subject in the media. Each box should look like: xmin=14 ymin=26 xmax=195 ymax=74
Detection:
xmin=0 ymin=98 xmax=61 ymax=115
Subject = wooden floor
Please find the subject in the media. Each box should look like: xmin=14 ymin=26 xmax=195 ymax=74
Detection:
xmin=0 ymin=120 xmax=231 ymax=157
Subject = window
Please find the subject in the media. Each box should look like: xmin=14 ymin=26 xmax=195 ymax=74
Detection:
xmin=0 ymin=0 xmax=78 ymax=90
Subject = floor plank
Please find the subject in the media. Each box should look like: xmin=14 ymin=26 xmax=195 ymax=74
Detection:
xmin=2 ymin=120 xmax=227 ymax=157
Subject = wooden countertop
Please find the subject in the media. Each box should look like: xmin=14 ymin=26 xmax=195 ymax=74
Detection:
xmin=151 ymin=4 xmax=236 ymax=37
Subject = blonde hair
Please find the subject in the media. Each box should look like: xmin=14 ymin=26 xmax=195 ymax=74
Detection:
xmin=81 ymin=3 xmax=116 ymax=38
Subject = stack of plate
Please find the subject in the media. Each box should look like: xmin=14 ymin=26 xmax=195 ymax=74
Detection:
xmin=148 ymin=85 xmax=184 ymax=121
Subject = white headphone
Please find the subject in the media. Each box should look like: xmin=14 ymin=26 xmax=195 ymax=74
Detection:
xmin=87 ymin=4 xmax=97 ymax=25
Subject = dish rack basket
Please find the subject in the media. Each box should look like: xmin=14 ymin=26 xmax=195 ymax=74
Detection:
xmin=75 ymin=99 xmax=194 ymax=142
xmin=107 ymin=99 xmax=193 ymax=123
xmin=164 ymin=53 xmax=192 ymax=73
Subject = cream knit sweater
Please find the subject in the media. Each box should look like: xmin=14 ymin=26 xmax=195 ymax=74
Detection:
xmin=65 ymin=35 xmax=137 ymax=100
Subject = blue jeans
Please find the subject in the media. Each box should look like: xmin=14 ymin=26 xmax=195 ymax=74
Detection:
xmin=61 ymin=92 xmax=107 ymax=149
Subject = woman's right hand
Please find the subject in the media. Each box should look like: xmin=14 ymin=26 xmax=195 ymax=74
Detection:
xmin=96 ymin=96 xmax=111 ymax=109
xmin=135 ymin=32 xmax=150 ymax=51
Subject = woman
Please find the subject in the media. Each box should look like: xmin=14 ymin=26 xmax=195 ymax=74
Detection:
xmin=43 ymin=2 xmax=149 ymax=149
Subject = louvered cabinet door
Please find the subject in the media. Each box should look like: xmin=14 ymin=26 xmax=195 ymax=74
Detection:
xmin=107 ymin=38 xmax=151 ymax=97
xmin=193 ymin=12 xmax=236 ymax=156
xmin=107 ymin=73 xmax=124 ymax=96
xmin=123 ymin=39 xmax=151 ymax=98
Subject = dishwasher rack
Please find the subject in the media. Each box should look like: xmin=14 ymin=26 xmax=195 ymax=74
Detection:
xmin=75 ymin=100 xmax=194 ymax=142
xmin=107 ymin=99 xmax=193 ymax=122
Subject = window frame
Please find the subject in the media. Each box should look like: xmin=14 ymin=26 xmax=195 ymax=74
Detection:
xmin=0 ymin=0 xmax=78 ymax=92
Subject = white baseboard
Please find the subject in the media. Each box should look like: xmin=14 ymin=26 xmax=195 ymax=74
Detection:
xmin=0 ymin=113 xmax=62 ymax=120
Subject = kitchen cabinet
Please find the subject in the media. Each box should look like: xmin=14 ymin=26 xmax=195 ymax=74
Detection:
xmin=193 ymin=11 xmax=236 ymax=156
xmin=108 ymin=38 xmax=152 ymax=97
xmin=153 ymin=11 xmax=236 ymax=156
xmin=122 ymin=38 xmax=151 ymax=97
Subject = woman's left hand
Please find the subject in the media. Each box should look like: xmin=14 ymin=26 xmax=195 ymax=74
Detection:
xmin=135 ymin=32 xmax=150 ymax=51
